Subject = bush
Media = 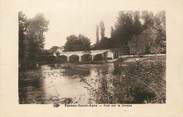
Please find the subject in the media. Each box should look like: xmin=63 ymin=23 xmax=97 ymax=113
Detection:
xmin=112 ymin=56 xmax=166 ymax=103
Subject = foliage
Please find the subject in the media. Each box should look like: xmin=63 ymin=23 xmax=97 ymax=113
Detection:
xmin=94 ymin=11 xmax=166 ymax=55
xmin=114 ymin=56 xmax=166 ymax=103
xmin=100 ymin=21 xmax=105 ymax=39
xmin=18 ymin=11 xmax=49 ymax=69
xmin=111 ymin=11 xmax=143 ymax=49
xmin=19 ymin=11 xmax=28 ymax=67
xmin=64 ymin=34 xmax=91 ymax=51
xmin=95 ymin=37 xmax=112 ymax=50
xmin=49 ymin=46 xmax=60 ymax=53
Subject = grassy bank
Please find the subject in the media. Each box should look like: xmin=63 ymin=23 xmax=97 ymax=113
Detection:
xmin=108 ymin=55 xmax=166 ymax=103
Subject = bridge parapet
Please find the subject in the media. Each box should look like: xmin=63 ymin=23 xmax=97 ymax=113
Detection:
xmin=54 ymin=49 xmax=114 ymax=63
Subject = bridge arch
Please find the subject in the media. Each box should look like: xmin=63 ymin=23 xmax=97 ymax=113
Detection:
xmin=81 ymin=54 xmax=92 ymax=62
xmin=69 ymin=55 xmax=79 ymax=63
xmin=58 ymin=55 xmax=67 ymax=63
xmin=93 ymin=54 xmax=104 ymax=61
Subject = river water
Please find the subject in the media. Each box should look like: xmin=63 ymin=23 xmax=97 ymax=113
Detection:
xmin=19 ymin=63 xmax=117 ymax=104
xmin=19 ymin=56 xmax=166 ymax=104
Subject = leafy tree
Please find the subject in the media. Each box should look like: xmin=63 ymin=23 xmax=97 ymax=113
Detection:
xmin=141 ymin=11 xmax=154 ymax=30
xmin=133 ymin=11 xmax=143 ymax=35
xmin=109 ymin=11 xmax=143 ymax=54
xmin=153 ymin=11 xmax=166 ymax=53
xmin=96 ymin=37 xmax=112 ymax=50
xmin=128 ymin=28 xmax=157 ymax=54
xmin=19 ymin=11 xmax=29 ymax=67
xmin=18 ymin=11 xmax=49 ymax=69
xmin=64 ymin=35 xmax=78 ymax=51
xmin=49 ymin=46 xmax=60 ymax=53
xmin=128 ymin=11 xmax=166 ymax=54
xmin=111 ymin=26 xmax=114 ymax=37
xmin=110 ymin=10 xmax=166 ymax=54
xmin=78 ymin=34 xmax=91 ymax=50
xmin=28 ymin=14 xmax=49 ymax=55
xmin=64 ymin=34 xmax=91 ymax=51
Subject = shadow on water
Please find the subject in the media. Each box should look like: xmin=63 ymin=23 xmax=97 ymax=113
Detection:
xmin=19 ymin=69 xmax=46 ymax=104
xmin=63 ymin=66 xmax=90 ymax=77
xmin=47 ymin=64 xmax=91 ymax=77
xmin=19 ymin=56 xmax=166 ymax=104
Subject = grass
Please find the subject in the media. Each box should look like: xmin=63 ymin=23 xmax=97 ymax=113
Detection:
xmin=97 ymin=55 xmax=166 ymax=104
xmin=113 ymin=56 xmax=166 ymax=103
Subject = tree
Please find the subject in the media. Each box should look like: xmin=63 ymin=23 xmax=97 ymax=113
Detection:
xmin=141 ymin=11 xmax=154 ymax=30
xmin=97 ymin=37 xmax=111 ymax=49
xmin=128 ymin=11 xmax=166 ymax=54
xmin=78 ymin=34 xmax=91 ymax=50
xmin=140 ymin=11 xmax=166 ymax=54
xmin=133 ymin=11 xmax=143 ymax=35
xmin=111 ymin=11 xmax=143 ymax=54
xmin=111 ymin=26 xmax=114 ymax=37
xmin=18 ymin=11 xmax=49 ymax=69
xmin=27 ymin=13 xmax=49 ymax=66
xmin=128 ymin=28 xmax=157 ymax=54
xmin=19 ymin=11 xmax=29 ymax=67
xmin=154 ymin=11 xmax=166 ymax=53
xmin=110 ymin=10 xmax=166 ymax=54
xmin=96 ymin=25 xmax=99 ymax=44
xmin=49 ymin=46 xmax=60 ymax=53
xmin=64 ymin=34 xmax=91 ymax=51
xmin=64 ymin=35 xmax=78 ymax=51
xmin=100 ymin=21 xmax=105 ymax=39
xmin=27 ymin=13 xmax=49 ymax=58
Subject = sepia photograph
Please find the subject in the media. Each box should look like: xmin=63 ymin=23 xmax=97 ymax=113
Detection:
xmin=18 ymin=8 xmax=166 ymax=106
xmin=1 ymin=0 xmax=183 ymax=116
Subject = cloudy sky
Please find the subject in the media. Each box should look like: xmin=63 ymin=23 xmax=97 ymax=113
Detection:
xmin=18 ymin=0 xmax=163 ymax=49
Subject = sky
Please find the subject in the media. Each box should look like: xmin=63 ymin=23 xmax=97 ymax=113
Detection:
xmin=18 ymin=0 xmax=164 ymax=49
xmin=18 ymin=0 xmax=121 ymax=49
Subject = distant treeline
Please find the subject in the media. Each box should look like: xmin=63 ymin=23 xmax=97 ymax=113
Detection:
xmin=63 ymin=11 xmax=166 ymax=55
xmin=96 ymin=11 xmax=166 ymax=55
xmin=19 ymin=11 xmax=166 ymax=69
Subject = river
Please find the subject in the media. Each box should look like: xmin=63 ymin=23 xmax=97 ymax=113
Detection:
xmin=19 ymin=63 xmax=117 ymax=104
xmin=19 ymin=56 xmax=166 ymax=104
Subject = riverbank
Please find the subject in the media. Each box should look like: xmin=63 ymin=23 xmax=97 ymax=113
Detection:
xmin=110 ymin=54 xmax=166 ymax=103
xmin=19 ymin=54 xmax=166 ymax=104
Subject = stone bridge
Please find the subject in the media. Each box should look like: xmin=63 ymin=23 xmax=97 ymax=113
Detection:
xmin=53 ymin=49 xmax=116 ymax=63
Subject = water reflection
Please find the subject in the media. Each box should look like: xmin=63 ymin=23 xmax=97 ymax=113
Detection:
xmin=19 ymin=63 xmax=114 ymax=104
xmin=19 ymin=56 xmax=166 ymax=104
xmin=19 ymin=70 xmax=45 ymax=104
